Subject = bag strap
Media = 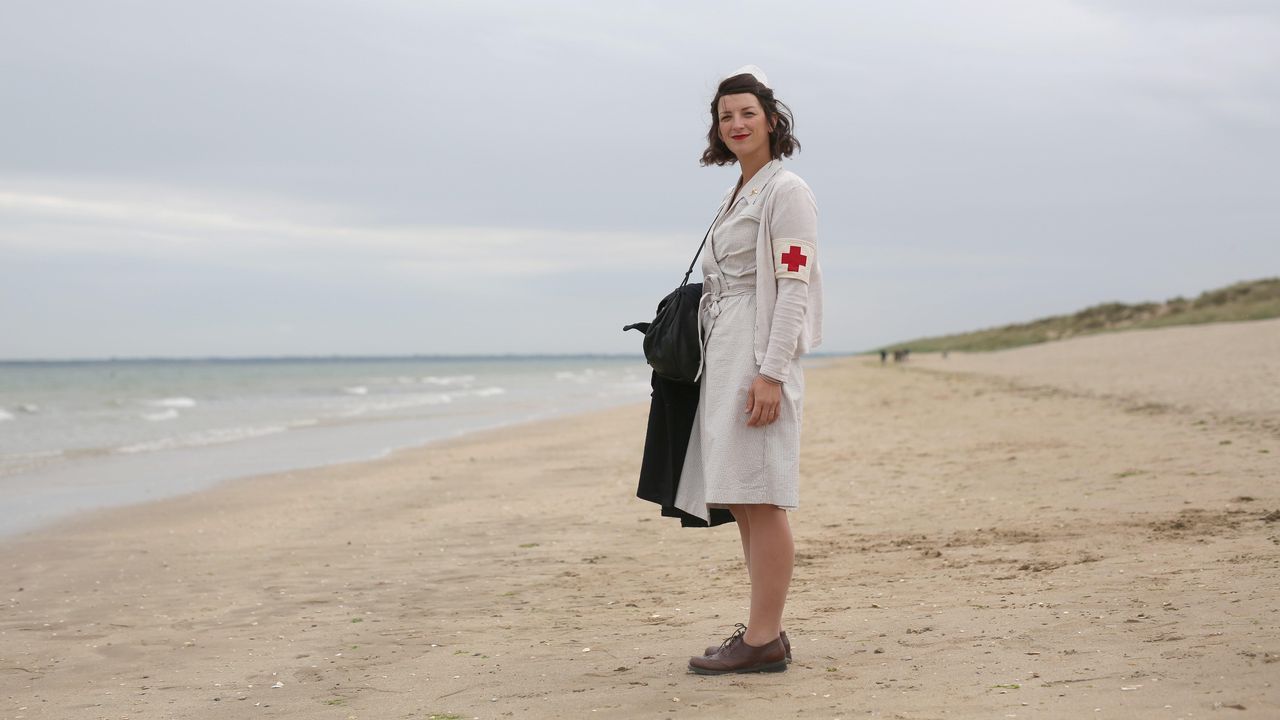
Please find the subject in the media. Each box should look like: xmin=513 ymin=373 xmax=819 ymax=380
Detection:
xmin=681 ymin=199 xmax=732 ymax=287
xmin=622 ymin=194 xmax=733 ymax=334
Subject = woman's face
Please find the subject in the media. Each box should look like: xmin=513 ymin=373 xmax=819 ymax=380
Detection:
xmin=717 ymin=93 xmax=774 ymax=162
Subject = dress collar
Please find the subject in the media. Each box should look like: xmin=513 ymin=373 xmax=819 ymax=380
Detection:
xmin=721 ymin=158 xmax=785 ymax=209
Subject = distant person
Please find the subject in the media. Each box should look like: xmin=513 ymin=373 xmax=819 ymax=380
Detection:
xmin=670 ymin=65 xmax=822 ymax=675
xmin=879 ymin=349 xmax=887 ymax=365
xmin=942 ymin=350 xmax=949 ymax=360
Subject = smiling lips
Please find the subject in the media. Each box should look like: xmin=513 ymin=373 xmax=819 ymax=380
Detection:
xmin=731 ymin=133 xmax=750 ymax=141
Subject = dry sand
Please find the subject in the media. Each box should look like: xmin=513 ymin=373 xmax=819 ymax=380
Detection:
xmin=2 ymin=319 xmax=1277 ymax=719
xmin=912 ymin=318 xmax=1280 ymax=434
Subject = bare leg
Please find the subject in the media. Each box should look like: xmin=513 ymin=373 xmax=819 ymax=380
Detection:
xmin=738 ymin=503 xmax=794 ymax=647
xmin=730 ymin=505 xmax=751 ymax=578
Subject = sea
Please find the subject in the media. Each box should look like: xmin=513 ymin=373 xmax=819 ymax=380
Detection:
xmin=0 ymin=356 xmax=652 ymax=539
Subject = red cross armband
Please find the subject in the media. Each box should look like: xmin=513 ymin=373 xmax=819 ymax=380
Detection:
xmin=772 ymin=238 xmax=815 ymax=282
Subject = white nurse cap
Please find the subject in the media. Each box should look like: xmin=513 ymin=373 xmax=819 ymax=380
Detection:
xmin=724 ymin=64 xmax=770 ymax=89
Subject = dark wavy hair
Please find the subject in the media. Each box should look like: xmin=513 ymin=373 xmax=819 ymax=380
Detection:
xmin=700 ymin=73 xmax=800 ymax=166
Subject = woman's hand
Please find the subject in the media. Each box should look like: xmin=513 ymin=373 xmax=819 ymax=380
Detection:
xmin=745 ymin=374 xmax=783 ymax=427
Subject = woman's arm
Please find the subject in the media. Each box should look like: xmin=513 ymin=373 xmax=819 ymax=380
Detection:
xmin=759 ymin=278 xmax=807 ymax=382
xmin=761 ymin=181 xmax=817 ymax=383
xmin=747 ymin=181 xmax=817 ymax=426
xmin=746 ymin=279 xmax=806 ymax=427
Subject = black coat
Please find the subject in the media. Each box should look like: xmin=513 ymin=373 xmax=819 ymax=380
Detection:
xmin=635 ymin=371 xmax=737 ymax=527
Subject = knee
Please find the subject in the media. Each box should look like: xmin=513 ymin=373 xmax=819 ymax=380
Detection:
xmin=743 ymin=503 xmax=787 ymax=523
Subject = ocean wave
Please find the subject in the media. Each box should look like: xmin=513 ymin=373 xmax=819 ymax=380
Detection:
xmin=470 ymin=386 xmax=506 ymax=398
xmin=339 ymin=392 xmax=455 ymax=416
xmin=145 ymin=397 xmax=197 ymax=408
xmin=141 ymin=409 xmax=180 ymax=422
xmin=0 ymin=448 xmax=67 ymax=477
xmin=555 ymin=369 xmax=602 ymax=383
xmin=0 ymin=408 xmax=13 ymax=422
xmin=115 ymin=424 xmax=290 ymax=454
xmin=421 ymin=374 xmax=476 ymax=386
xmin=342 ymin=386 xmax=369 ymax=395
xmin=18 ymin=403 xmax=40 ymax=414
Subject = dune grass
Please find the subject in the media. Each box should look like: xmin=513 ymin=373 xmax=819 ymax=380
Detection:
xmin=881 ymin=277 xmax=1280 ymax=354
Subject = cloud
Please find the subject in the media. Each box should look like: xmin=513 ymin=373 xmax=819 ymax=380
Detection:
xmin=0 ymin=185 xmax=690 ymax=281
xmin=1 ymin=1 xmax=1277 ymax=358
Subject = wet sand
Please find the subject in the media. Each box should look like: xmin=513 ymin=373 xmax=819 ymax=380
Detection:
xmin=2 ymin=319 xmax=1278 ymax=719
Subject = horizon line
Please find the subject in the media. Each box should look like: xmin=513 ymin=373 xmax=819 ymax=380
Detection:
xmin=0 ymin=350 xmax=864 ymax=364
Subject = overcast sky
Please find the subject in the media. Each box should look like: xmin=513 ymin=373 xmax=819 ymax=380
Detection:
xmin=1 ymin=0 xmax=1277 ymax=360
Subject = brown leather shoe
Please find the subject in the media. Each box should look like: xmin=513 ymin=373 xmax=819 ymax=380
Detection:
xmin=704 ymin=625 xmax=791 ymax=662
xmin=689 ymin=625 xmax=787 ymax=675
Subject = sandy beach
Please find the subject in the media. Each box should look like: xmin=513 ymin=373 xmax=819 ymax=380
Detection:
xmin=3 ymin=320 xmax=1278 ymax=719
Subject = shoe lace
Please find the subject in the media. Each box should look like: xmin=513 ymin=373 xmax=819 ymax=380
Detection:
xmin=716 ymin=623 xmax=748 ymax=653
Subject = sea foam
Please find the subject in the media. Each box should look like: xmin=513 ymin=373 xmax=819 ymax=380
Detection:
xmin=421 ymin=374 xmax=476 ymax=386
xmin=0 ymin=448 xmax=66 ymax=478
xmin=146 ymin=397 xmax=197 ymax=408
xmin=340 ymin=392 xmax=455 ymax=416
xmin=555 ymin=369 xmax=602 ymax=384
xmin=116 ymin=424 xmax=290 ymax=454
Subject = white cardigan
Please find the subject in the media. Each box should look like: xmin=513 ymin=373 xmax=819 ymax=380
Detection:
xmin=714 ymin=160 xmax=823 ymax=380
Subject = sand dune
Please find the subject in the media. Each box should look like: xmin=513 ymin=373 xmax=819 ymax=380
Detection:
xmin=2 ymin=320 xmax=1277 ymax=718
xmin=913 ymin=317 xmax=1280 ymax=432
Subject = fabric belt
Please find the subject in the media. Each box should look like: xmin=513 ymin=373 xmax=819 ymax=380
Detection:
xmin=694 ymin=274 xmax=753 ymax=382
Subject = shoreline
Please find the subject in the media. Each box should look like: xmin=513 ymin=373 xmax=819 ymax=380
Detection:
xmin=0 ymin=394 xmax=652 ymax=548
xmin=2 ymin=356 xmax=851 ymax=545
xmin=0 ymin=370 xmax=654 ymax=542
xmin=3 ymin=327 xmax=1277 ymax=718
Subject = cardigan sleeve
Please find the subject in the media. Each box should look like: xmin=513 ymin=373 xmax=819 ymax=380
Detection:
xmin=760 ymin=278 xmax=807 ymax=382
xmin=759 ymin=180 xmax=817 ymax=382
xmin=757 ymin=180 xmax=819 ymax=381
xmin=767 ymin=182 xmax=817 ymax=283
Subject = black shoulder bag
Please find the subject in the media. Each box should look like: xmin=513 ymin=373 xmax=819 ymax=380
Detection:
xmin=622 ymin=209 xmax=723 ymax=384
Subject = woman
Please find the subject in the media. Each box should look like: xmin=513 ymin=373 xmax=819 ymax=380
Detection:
xmin=678 ymin=65 xmax=823 ymax=675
